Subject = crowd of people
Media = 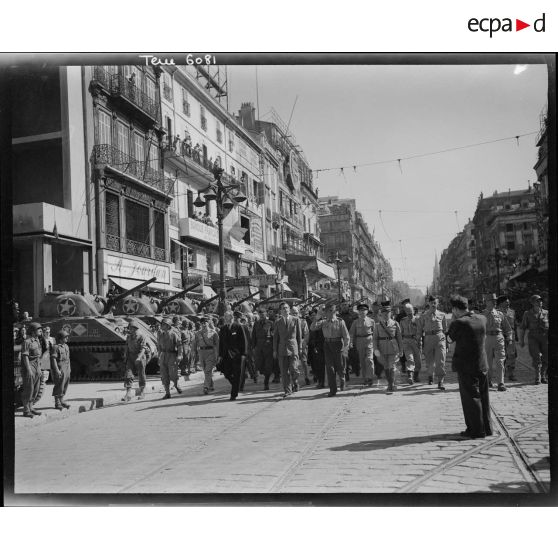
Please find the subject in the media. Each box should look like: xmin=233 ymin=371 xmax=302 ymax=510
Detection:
xmin=15 ymin=292 xmax=549 ymax=439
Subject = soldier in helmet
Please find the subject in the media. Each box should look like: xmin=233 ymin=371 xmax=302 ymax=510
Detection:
xmin=373 ymin=301 xmax=403 ymax=393
xmin=399 ymin=302 xmax=422 ymax=384
xmin=20 ymin=322 xmax=44 ymax=418
xmin=157 ymin=317 xmax=184 ymax=399
xmin=349 ymin=303 xmax=375 ymax=386
xmin=520 ymin=294 xmax=549 ymax=384
xmin=122 ymin=319 xmax=148 ymax=402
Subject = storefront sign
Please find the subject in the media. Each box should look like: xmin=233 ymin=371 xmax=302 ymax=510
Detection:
xmin=106 ymin=254 xmax=170 ymax=283
xmin=180 ymin=217 xmax=245 ymax=253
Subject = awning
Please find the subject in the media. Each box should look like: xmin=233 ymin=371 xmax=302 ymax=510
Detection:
xmin=282 ymin=283 xmax=293 ymax=293
xmin=256 ymin=261 xmax=276 ymax=275
xmin=171 ymin=238 xmax=188 ymax=249
xmin=188 ymin=285 xmax=217 ymax=299
xmin=285 ymin=255 xmax=336 ymax=281
xmin=109 ymin=277 xmax=182 ymax=293
xmin=316 ymin=259 xmax=336 ymax=280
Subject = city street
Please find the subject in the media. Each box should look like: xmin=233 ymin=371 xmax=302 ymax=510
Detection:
xmin=13 ymin=345 xmax=549 ymax=495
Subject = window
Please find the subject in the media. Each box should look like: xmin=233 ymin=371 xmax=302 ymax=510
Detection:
xmin=200 ymin=105 xmax=207 ymax=131
xmin=240 ymin=216 xmax=251 ymax=245
xmin=182 ymin=88 xmax=190 ymax=116
xmin=216 ymin=122 xmax=223 ymax=143
xmin=115 ymin=121 xmax=130 ymax=155
xmin=153 ymin=210 xmax=165 ymax=249
xmin=125 ymin=200 xmax=149 ymax=244
xmin=162 ymin=73 xmax=173 ymax=102
xmin=228 ymin=130 xmax=234 ymax=152
xmin=145 ymin=76 xmax=156 ymax=101
xmin=506 ymin=240 xmax=515 ymax=251
xmin=133 ymin=133 xmax=145 ymax=163
xmin=98 ymin=111 xmax=112 ymax=145
xmin=187 ymin=190 xmax=194 ymax=217
xmin=166 ymin=116 xmax=172 ymax=142
xmin=505 ymin=223 xmax=514 ymax=232
xmin=105 ymin=193 xmax=120 ymax=237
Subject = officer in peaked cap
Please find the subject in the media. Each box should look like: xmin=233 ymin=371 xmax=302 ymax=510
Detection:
xmin=482 ymin=293 xmax=512 ymax=390
xmin=349 ymin=303 xmax=375 ymax=386
xmin=520 ymin=293 xmax=549 ymax=384
xmin=373 ymin=300 xmax=403 ymax=393
xmin=416 ymin=295 xmax=448 ymax=390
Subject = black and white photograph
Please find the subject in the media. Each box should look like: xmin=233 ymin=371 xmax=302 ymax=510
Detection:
xmin=1 ymin=53 xmax=555 ymax=503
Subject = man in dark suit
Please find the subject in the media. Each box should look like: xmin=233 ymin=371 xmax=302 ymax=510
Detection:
xmin=273 ymin=301 xmax=302 ymax=398
xmin=218 ymin=310 xmax=246 ymax=401
xmin=447 ymin=295 xmax=493 ymax=439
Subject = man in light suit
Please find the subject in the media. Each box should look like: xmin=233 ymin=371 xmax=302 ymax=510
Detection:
xmin=273 ymin=301 xmax=302 ymax=398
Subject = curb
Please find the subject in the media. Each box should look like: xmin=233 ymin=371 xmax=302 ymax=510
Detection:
xmin=15 ymin=372 xmax=207 ymax=430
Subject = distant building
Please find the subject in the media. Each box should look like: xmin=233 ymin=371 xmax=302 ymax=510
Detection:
xmin=317 ymin=196 xmax=392 ymax=303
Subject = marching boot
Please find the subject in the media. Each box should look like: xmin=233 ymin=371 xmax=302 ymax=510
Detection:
xmin=60 ymin=397 xmax=71 ymax=409
xmin=122 ymin=387 xmax=134 ymax=402
xmin=535 ymin=368 xmax=541 ymax=385
xmin=174 ymin=382 xmax=183 ymax=394
xmin=30 ymin=406 xmax=42 ymax=416
xmin=54 ymin=396 xmax=63 ymax=411
xmin=137 ymin=387 xmax=145 ymax=400
xmin=508 ymin=368 xmax=517 ymax=382
xmin=428 ymin=376 xmax=433 ymax=385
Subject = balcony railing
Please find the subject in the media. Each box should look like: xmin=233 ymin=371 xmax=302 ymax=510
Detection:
xmin=93 ymin=144 xmax=174 ymax=194
xmin=92 ymin=67 xmax=160 ymax=123
xmin=106 ymin=233 xmax=167 ymax=261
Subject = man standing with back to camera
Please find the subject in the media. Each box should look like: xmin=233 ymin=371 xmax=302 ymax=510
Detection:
xmin=447 ymin=295 xmax=493 ymax=439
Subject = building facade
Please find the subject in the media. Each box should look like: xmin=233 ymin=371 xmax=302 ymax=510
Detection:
xmin=317 ymin=196 xmax=393 ymax=303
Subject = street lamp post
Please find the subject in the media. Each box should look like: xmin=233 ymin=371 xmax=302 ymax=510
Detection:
xmin=193 ymin=167 xmax=246 ymax=316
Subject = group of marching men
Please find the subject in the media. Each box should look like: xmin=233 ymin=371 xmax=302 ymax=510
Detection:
xmin=120 ymin=290 xmax=548 ymax=401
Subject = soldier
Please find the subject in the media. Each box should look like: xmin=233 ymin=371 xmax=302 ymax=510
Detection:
xmin=179 ymin=320 xmax=194 ymax=379
xmin=416 ymin=295 xmax=448 ymax=390
xmin=349 ymin=303 xmax=375 ymax=386
xmin=192 ymin=317 xmax=219 ymax=395
xmin=219 ymin=310 xmax=246 ymax=401
xmin=339 ymin=300 xmax=359 ymax=380
xmin=157 ymin=317 xmax=184 ymax=399
xmin=308 ymin=307 xmax=326 ymax=388
xmin=251 ymin=307 xmax=275 ymax=391
xmin=267 ymin=307 xmax=281 ymax=384
xmin=370 ymin=301 xmax=384 ymax=382
xmin=399 ymin=302 xmax=422 ymax=384
xmin=373 ymin=301 xmax=403 ymax=393
xmin=51 ymin=330 xmax=72 ymax=410
xmin=482 ymin=293 xmax=512 ymax=391
xmin=520 ymin=294 xmax=549 ymax=384
xmin=497 ymin=295 xmax=518 ymax=382
xmin=273 ymin=302 xmax=302 ymax=398
xmin=122 ymin=319 xmax=148 ymax=402
xmin=291 ymin=306 xmax=311 ymax=385
xmin=310 ymin=302 xmax=350 ymax=397
xmin=20 ymin=322 xmax=44 ymax=418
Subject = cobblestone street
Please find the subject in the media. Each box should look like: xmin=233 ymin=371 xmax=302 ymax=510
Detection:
xmin=12 ymin=345 xmax=550 ymax=496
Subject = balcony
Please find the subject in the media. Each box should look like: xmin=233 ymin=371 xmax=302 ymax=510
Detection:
xmin=106 ymin=233 xmax=167 ymax=261
xmin=93 ymin=144 xmax=174 ymax=195
xmin=178 ymin=217 xmax=245 ymax=254
xmin=92 ymin=67 xmax=160 ymax=125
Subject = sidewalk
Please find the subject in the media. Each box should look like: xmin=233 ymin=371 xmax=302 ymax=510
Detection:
xmin=14 ymin=369 xmax=211 ymax=430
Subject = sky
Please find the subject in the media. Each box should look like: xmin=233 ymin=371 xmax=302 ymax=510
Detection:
xmin=225 ymin=63 xmax=548 ymax=292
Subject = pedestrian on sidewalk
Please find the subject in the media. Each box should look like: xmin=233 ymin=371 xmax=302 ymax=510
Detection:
xmin=447 ymin=295 xmax=492 ymax=439
xmin=273 ymin=302 xmax=302 ymax=398
xmin=497 ymin=295 xmax=518 ymax=382
xmin=482 ymin=293 xmax=512 ymax=391
xmin=373 ymin=301 xmax=403 ymax=393
xmin=399 ymin=302 xmax=422 ymax=384
xmin=122 ymin=319 xmax=147 ymax=402
xmin=218 ymin=310 xmax=246 ymax=401
xmin=192 ymin=317 xmax=219 ymax=395
xmin=520 ymin=294 xmax=549 ymax=384
xmin=251 ymin=307 xmax=274 ymax=390
xmin=416 ymin=295 xmax=448 ymax=390
xmin=158 ymin=318 xmax=184 ymax=399
xmin=311 ymin=302 xmax=350 ymax=397
xmin=19 ymin=322 xmax=44 ymax=418
xmin=349 ymin=303 xmax=375 ymax=386
xmin=51 ymin=330 xmax=72 ymax=410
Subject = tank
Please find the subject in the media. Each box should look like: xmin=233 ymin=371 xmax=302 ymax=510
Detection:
xmin=38 ymin=277 xmax=159 ymax=380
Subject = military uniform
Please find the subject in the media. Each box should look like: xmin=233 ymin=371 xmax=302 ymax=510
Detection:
xmin=219 ymin=320 xmax=246 ymax=400
xmin=124 ymin=323 xmax=148 ymax=396
xmin=297 ymin=316 xmax=311 ymax=384
xmin=51 ymin=337 xmax=71 ymax=409
xmin=399 ymin=314 xmax=421 ymax=383
xmin=311 ymin=315 xmax=350 ymax=396
xmin=157 ymin=325 xmax=183 ymax=396
xmin=416 ymin=309 xmax=448 ymax=387
xmin=251 ymin=317 xmax=274 ymax=389
xmin=373 ymin=313 xmax=403 ymax=392
xmin=339 ymin=309 xmax=359 ymax=378
xmin=20 ymin=334 xmax=43 ymax=416
xmin=482 ymin=304 xmax=512 ymax=389
xmin=192 ymin=326 xmax=219 ymax=393
xmin=349 ymin=315 xmax=375 ymax=385
xmin=179 ymin=326 xmax=195 ymax=376
xmin=501 ymin=307 xmax=518 ymax=381
xmin=521 ymin=304 xmax=549 ymax=383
